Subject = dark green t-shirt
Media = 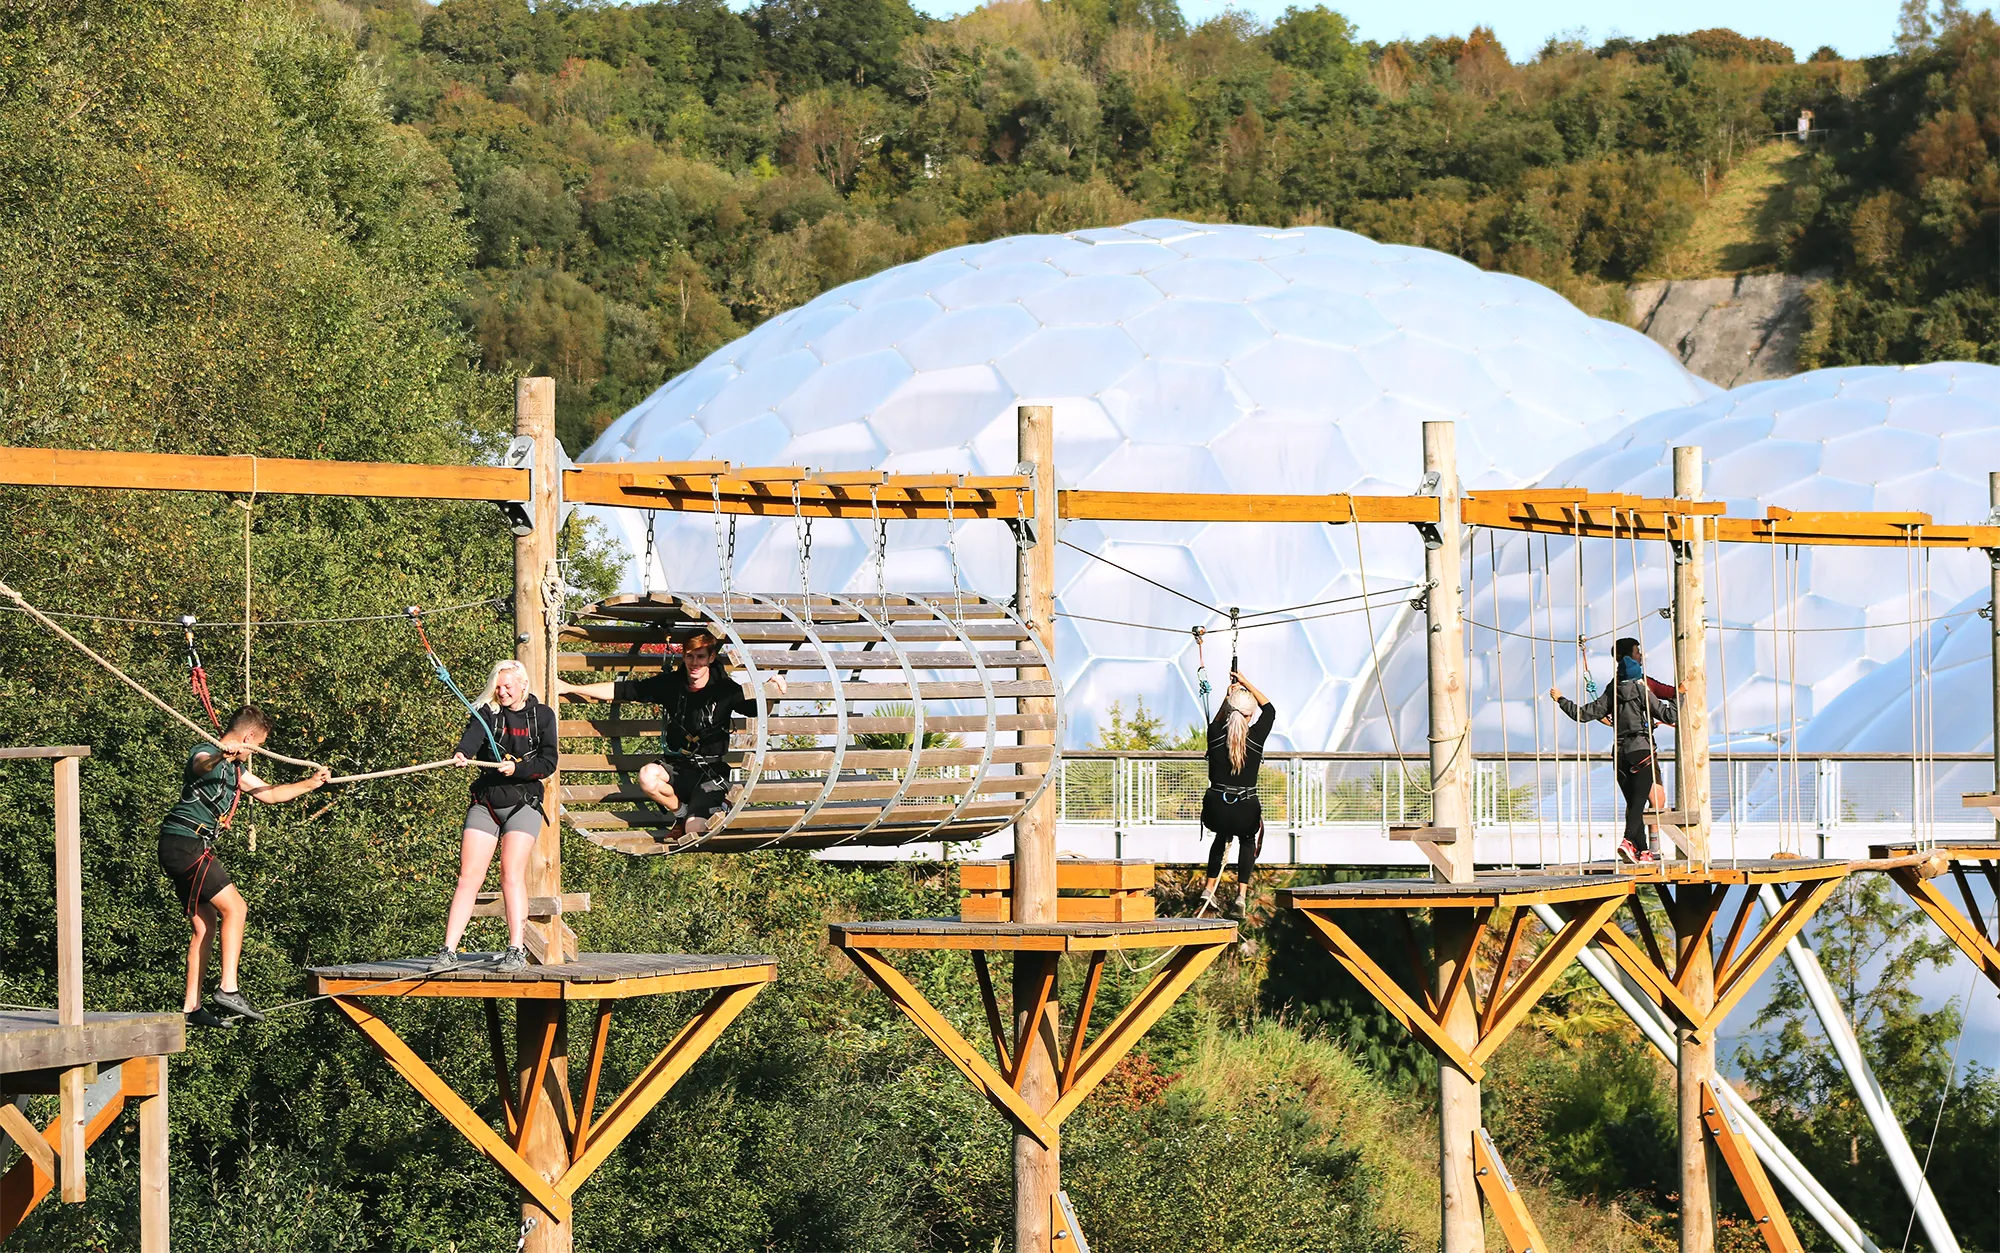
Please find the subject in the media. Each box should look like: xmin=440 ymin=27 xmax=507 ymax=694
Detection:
xmin=162 ymin=742 xmax=244 ymax=837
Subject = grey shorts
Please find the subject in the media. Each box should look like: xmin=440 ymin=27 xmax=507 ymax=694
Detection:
xmin=463 ymin=801 xmax=543 ymax=839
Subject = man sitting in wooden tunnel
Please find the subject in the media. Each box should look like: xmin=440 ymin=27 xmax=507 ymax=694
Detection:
xmin=1550 ymin=636 xmax=1677 ymax=864
xmin=560 ymin=628 xmax=786 ymax=838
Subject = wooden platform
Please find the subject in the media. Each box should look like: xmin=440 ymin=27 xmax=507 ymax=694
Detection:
xmin=1280 ymin=874 xmax=1635 ymax=909
xmin=310 ymin=952 xmax=775 ymax=1000
xmin=827 ymin=917 xmax=1235 ymax=951
xmin=1870 ymin=840 xmax=2000 ymax=861
xmin=1614 ymin=858 xmax=1856 ymax=885
xmin=0 ymin=1011 xmax=183 ymax=1076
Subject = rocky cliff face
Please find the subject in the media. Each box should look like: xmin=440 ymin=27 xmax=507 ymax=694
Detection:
xmin=1627 ymin=274 xmax=1815 ymax=387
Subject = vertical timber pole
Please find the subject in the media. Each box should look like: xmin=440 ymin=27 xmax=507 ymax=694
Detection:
xmin=1014 ymin=404 xmax=1060 ymax=1253
xmin=53 ymin=753 xmax=85 ymax=1203
xmin=1989 ymin=472 xmax=1999 ymax=833
xmin=513 ymin=377 xmax=573 ymax=1253
xmin=1422 ymin=422 xmax=1483 ymax=1253
xmin=1673 ymin=445 xmax=1715 ymax=1253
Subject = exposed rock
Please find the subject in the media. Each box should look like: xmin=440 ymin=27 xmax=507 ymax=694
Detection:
xmin=1627 ymin=274 xmax=1817 ymax=387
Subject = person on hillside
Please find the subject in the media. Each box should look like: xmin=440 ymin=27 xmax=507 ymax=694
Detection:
xmin=558 ymin=629 xmax=786 ymax=839
xmin=1199 ymin=670 xmax=1275 ymax=916
xmin=431 ymin=659 xmax=559 ymax=973
xmin=1550 ymin=637 xmax=1677 ymax=863
xmin=159 ymin=706 xmax=330 ymax=1028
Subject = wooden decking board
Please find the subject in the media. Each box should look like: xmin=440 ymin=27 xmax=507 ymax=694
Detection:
xmin=309 ymin=952 xmax=774 ymax=985
xmin=829 ymin=918 xmax=1233 ymax=951
xmin=1283 ymin=873 xmax=1625 ymax=900
xmin=0 ymin=1011 xmax=185 ymax=1074
xmin=1870 ymin=841 xmax=2000 ymax=860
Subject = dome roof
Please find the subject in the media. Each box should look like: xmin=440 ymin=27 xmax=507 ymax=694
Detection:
xmin=1343 ymin=362 xmax=2000 ymax=754
xmin=582 ymin=219 xmax=1713 ymax=747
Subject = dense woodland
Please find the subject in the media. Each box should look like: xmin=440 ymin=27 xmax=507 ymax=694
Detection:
xmin=1 ymin=0 xmax=1999 ymax=1250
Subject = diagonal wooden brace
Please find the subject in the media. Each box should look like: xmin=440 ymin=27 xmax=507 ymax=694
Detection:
xmin=1470 ymin=895 xmax=1625 ymax=1067
xmin=1297 ymin=909 xmax=1484 ymax=1080
xmin=1700 ymin=1079 xmax=1803 ymax=1253
xmin=1892 ymin=867 xmax=2000 ymax=992
xmin=1474 ymin=1127 xmax=1547 ymax=1253
xmin=1592 ymin=915 xmax=1708 ymax=1037
xmin=843 ymin=947 xmax=1059 ymax=1148
xmin=1711 ymin=876 xmax=1843 ymax=1027
xmin=0 ymin=1063 xmax=142 ymax=1242
xmin=558 ymin=980 xmax=766 ymax=1198
xmin=1045 ymin=941 xmax=1226 ymax=1127
xmin=328 ymin=996 xmax=573 ymax=1223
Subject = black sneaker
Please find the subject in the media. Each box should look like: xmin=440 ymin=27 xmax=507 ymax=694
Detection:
xmin=186 ymin=1007 xmax=234 ymax=1029
xmin=426 ymin=947 xmax=463 ymax=973
xmin=494 ymin=946 xmax=529 ymax=973
xmin=211 ymin=988 xmax=265 ymax=1022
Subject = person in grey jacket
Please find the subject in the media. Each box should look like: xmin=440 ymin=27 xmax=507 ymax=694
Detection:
xmin=1550 ymin=637 xmax=1677 ymax=862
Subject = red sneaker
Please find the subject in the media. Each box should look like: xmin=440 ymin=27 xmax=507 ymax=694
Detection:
xmin=1616 ymin=839 xmax=1639 ymax=863
xmin=1636 ymin=849 xmax=1659 ymax=864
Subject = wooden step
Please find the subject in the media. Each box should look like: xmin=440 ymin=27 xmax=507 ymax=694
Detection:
xmin=1389 ymin=825 xmax=1457 ymax=844
xmin=470 ymin=892 xmax=589 ymax=918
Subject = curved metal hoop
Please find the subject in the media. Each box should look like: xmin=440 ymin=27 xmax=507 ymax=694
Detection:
xmin=821 ymin=592 xmax=925 ymax=850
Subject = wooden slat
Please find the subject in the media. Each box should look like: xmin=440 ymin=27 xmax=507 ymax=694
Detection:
xmin=1058 ymin=489 xmax=1439 ymax=524
xmin=0 ymin=747 xmax=91 ymax=760
xmin=960 ymin=861 xmax=1156 ymax=891
xmin=0 ymin=446 xmax=526 ymax=501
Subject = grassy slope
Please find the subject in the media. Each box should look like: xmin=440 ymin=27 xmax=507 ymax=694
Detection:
xmin=1653 ymin=142 xmax=1813 ymax=279
xmin=1172 ymin=1020 xmax=1654 ymax=1252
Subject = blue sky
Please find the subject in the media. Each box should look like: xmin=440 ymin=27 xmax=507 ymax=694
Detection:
xmin=910 ymin=0 xmax=1908 ymax=60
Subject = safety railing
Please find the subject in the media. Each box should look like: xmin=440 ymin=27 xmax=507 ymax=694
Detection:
xmin=1045 ymin=751 xmax=1999 ymax=865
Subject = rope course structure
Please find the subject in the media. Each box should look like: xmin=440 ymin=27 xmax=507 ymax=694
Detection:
xmin=7 ymin=416 xmax=2000 ymax=1253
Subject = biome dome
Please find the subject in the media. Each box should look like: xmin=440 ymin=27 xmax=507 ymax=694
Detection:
xmin=1342 ymin=362 xmax=2000 ymax=757
xmin=580 ymin=219 xmax=1715 ymax=747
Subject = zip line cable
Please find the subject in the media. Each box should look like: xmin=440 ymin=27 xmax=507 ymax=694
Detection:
xmin=0 ymin=576 xmax=502 ymax=785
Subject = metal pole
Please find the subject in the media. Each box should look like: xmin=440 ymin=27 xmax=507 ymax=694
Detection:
xmin=1531 ymin=905 xmax=1879 ymax=1253
xmin=1422 ymin=421 xmax=1483 ymax=1253
xmin=1013 ymin=404 xmax=1060 ymax=1253
xmin=1757 ymin=885 xmax=1960 ymax=1253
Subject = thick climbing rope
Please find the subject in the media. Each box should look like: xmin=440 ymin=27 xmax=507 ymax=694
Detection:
xmin=238 ymin=459 xmax=257 ymax=704
xmin=0 ymin=576 xmax=497 ymax=785
xmin=1574 ymin=516 xmax=1593 ymax=869
xmin=1712 ymin=527 xmax=1738 ymax=867
xmin=1528 ymin=537 xmax=1549 ymax=866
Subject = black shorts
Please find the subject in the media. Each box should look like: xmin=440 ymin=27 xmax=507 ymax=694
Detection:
xmin=158 ymin=829 xmax=233 ymax=911
xmin=658 ymin=757 xmax=731 ymax=819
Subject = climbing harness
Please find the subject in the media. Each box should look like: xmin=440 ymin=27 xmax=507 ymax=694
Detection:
xmin=407 ymin=606 xmax=504 ymax=764
xmin=181 ymin=615 xmax=221 ymax=729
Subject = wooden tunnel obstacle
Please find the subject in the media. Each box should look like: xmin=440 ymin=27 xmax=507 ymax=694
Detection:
xmin=826 ymin=919 xmax=1234 ymax=1153
xmin=558 ymin=591 xmax=1060 ymax=854
xmin=307 ymin=953 xmax=776 ymax=1224
xmin=0 ymin=747 xmax=182 ymax=1252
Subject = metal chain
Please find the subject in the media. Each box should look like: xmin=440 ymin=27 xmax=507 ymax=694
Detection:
xmin=643 ymin=510 xmax=657 ymax=595
xmin=869 ymin=485 xmax=887 ymax=610
xmin=712 ymin=475 xmax=735 ymax=628
xmin=793 ymin=481 xmax=813 ymax=623
xmin=945 ymin=487 xmax=964 ymax=621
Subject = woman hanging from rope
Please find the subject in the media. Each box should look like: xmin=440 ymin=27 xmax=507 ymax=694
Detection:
xmin=428 ymin=660 xmax=559 ymax=974
xmin=558 ymin=628 xmax=787 ymax=840
xmin=160 ymin=706 xmax=330 ymax=1028
xmin=1199 ymin=669 xmax=1275 ymax=916
xmin=1550 ymin=637 xmax=1676 ymax=864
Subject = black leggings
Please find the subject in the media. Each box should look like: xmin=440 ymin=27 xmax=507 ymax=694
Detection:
xmin=1618 ymin=757 xmax=1655 ymax=851
xmin=1201 ymin=788 xmax=1262 ymax=882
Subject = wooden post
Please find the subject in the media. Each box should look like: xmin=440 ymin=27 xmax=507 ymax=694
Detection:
xmin=53 ymin=752 xmax=84 ymax=1203
xmin=1673 ymin=447 xmax=1711 ymax=864
xmin=1673 ymin=447 xmax=1716 ymax=1253
xmin=1422 ymin=421 xmax=1483 ymax=1253
xmin=512 ymin=379 xmax=573 ymax=1253
xmin=137 ymin=1060 xmax=168 ymax=1253
xmin=1989 ymin=472 xmax=1999 ymax=837
xmin=1013 ymin=403 xmax=1060 ymax=1253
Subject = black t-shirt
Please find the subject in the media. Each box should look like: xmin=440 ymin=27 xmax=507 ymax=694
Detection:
xmin=613 ymin=669 xmax=758 ymax=762
xmin=454 ymin=696 xmax=558 ymax=807
xmin=1206 ymin=701 xmax=1276 ymax=790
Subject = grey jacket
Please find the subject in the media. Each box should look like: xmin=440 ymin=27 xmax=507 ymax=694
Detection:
xmin=1557 ymin=678 xmax=1676 ymax=764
